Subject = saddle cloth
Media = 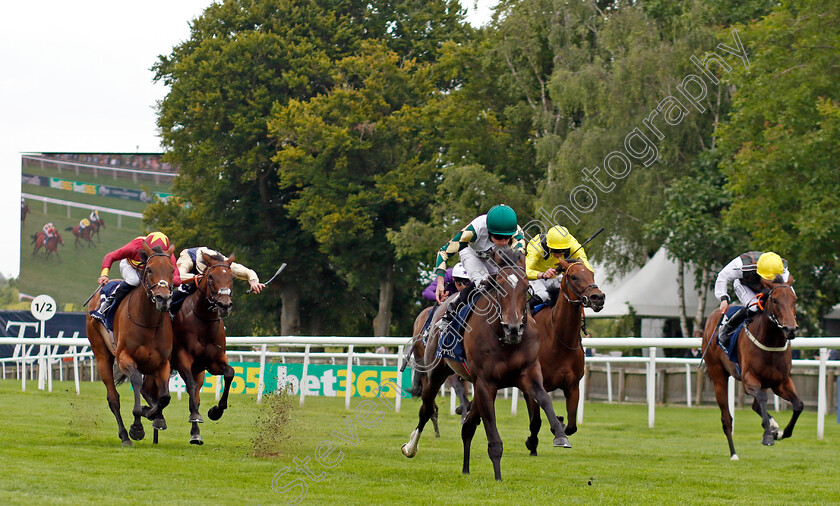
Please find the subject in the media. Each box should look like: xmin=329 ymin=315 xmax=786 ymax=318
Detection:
xmin=717 ymin=305 xmax=748 ymax=375
xmin=435 ymin=299 xmax=477 ymax=365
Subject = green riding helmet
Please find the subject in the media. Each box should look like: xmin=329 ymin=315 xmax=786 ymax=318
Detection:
xmin=486 ymin=205 xmax=518 ymax=235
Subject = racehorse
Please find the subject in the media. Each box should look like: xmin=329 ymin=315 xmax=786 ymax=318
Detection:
xmin=171 ymin=251 xmax=236 ymax=445
xmin=701 ymin=275 xmax=802 ymax=460
xmin=90 ymin=216 xmax=106 ymax=241
xmin=525 ymin=258 xmax=605 ymax=455
xmin=31 ymin=231 xmax=64 ymax=261
xmin=66 ymin=224 xmax=95 ymax=248
xmin=407 ymin=306 xmax=472 ymax=435
xmin=85 ymin=240 xmax=176 ymax=446
xmin=21 ymin=203 xmax=30 ymax=223
xmin=402 ymin=247 xmax=569 ymax=481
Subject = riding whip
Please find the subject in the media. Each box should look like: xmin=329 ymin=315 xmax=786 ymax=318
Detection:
xmin=247 ymin=263 xmax=287 ymax=293
xmin=566 ymin=226 xmax=605 ymax=261
xmin=82 ymin=285 xmax=102 ymax=307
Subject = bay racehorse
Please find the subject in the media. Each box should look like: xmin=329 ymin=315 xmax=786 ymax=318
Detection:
xmin=31 ymin=231 xmax=64 ymax=261
xmin=701 ymin=275 xmax=802 ymax=460
xmin=86 ymin=240 xmax=175 ymax=446
xmin=21 ymin=202 xmax=30 ymax=223
xmin=402 ymin=247 xmax=569 ymax=480
xmin=91 ymin=216 xmax=106 ymax=241
xmin=171 ymin=251 xmax=236 ymax=445
xmin=66 ymin=224 xmax=95 ymax=248
xmin=526 ymin=258 xmax=605 ymax=455
xmin=407 ymin=306 xmax=472 ymax=436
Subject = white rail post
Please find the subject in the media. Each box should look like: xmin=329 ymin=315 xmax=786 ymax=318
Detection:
xmin=72 ymin=345 xmax=80 ymax=395
xmin=774 ymin=393 xmax=780 ymax=412
xmin=450 ymin=386 xmax=457 ymax=415
xmin=606 ymin=361 xmax=613 ymax=403
xmin=578 ymin=366 xmax=586 ymax=425
xmin=395 ymin=345 xmax=404 ymax=413
xmin=299 ymin=344 xmax=311 ymax=407
xmin=685 ymin=363 xmax=692 ymax=407
xmin=345 ymin=345 xmax=354 ymax=411
xmin=647 ymin=347 xmax=656 ymax=428
xmin=728 ymin=377 xmax=736 ymax=430
xmin=256 ymin=343 xmax=267 ymax=404
xmin=511 ymin=387 xmax=519 ymax=416
xmin=215 ymin=369 xmax=222 ymax=401
xmin=818 ymin=348 xmax=827 ymax=440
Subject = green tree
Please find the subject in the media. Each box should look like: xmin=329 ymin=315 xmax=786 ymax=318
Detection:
xmin=717 ymin=0 xmax=840 ymax=331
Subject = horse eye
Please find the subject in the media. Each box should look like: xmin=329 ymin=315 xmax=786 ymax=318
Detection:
xmin=570 ymin=275 xmax=577 ymax=281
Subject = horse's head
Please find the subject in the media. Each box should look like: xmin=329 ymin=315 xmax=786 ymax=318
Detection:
xmin=761 ymin=275 xmax=798 ymax=340
xmin=200 ymin=251 xmax=235 ymax=317
xmin=99 ymin=217 xmax=106 ymax=228
xmin=56 ymin=232 xmax=64 ymax=246
xmin=490 ymin=246 xmax=529 ymax=344
xmin=140 ymin=240 xmax=175 ymax=312
xmin=556 ymin=258 xmax=605 ymax=311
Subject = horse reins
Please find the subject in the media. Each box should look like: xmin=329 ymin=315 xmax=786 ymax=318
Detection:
xmin=744 ymin=285 xmax=795 ymax=352
xmin=558 ymin=262 xmax=600 ymax=349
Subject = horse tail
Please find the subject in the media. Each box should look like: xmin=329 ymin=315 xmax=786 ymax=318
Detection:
xmin=65 ymin=226 xmax=73 ymax=231
xmin=112 ymin=363 xmax=128 ymax=386
xmin=30 ymin=234 xmax=37 ymax=244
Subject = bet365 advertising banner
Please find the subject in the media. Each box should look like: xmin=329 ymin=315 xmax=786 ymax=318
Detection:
xmin=189 ymin=362 xmax=412 ymax=398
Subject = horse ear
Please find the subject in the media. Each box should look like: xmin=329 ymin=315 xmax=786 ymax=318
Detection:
xmin=166 ymin=243 xmax=175 ymax=256
xmin=201 ymin=251 xmax=214 ymax=265
xmin=226 ymin=253 xmax=235 ymax=265
xmin=141 ymin=239 xmax=153 ymax=255
xmin=556 ymin=258 xmax=571 ymax=271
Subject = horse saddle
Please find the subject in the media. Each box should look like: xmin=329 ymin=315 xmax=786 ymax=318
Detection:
xmin=435 ymin=299 xmax=476 ymax=365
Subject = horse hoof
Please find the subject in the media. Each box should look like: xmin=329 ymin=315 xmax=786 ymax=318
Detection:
xmin=129 ymin=424 xmax=145 ymax=441
xmin=189 ymin=414 xmax=204 ymax=424
xmin=553 ymin=435 xmax=571 ymax=448
xmin=190 ymin=435 xmax=204 ymax=445
xmin=730 ymin=454 xmax=739 ymax=461
xmin=207 ymin=406 xmax=223 ymax=421
xmin=121 ymin=440 xmax=133 ymax=447
xmin=762 ymin=435 xmax=775 ymax=446
xmin=153 ymin=418 xmax=167 ymax=431
xmin=525 ymin=436 xmax=538 ymax=455
xmin=401 ymin=443 xmax=417 ymax=458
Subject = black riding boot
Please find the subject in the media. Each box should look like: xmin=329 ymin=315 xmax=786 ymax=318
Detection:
xmin=528 ymin=297 xmax=542 ymax=316
xmin=719 ymin=306 xmax=748 ymax=347
xmin=91 ymin=281 xmax=134 ymax=323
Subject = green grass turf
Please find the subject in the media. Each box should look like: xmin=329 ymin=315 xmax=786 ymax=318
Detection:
xmin=19 ymin=205 xmax=147 ymax=310
xmin=22 ymin=163 xmax=174 ymax=195
xmin=0 ymin=379 xmax=837 ymax=505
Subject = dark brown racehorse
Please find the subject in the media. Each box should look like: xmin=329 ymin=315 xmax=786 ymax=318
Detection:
xmin=402 ymin=247 xmax=569 ymax=481
xmin=701 ymin=275 xmax=802 ymax=460
xmin=21 ymin=203 xmax=30 ymax=223
xmin=171 ymin=251 xmax=236 ymax=445
xmin=86 ymin=241 xmax=176 ymax=446
xmin=526 ymin=258 xmax=605 ymax=455
xmin=66 ymin=224 xmax=95 ymax=248
xmin=31 ymin=231 xmax=64 ymax=261
xmin=90 ymin=216 xmax=106 ymax=241
xmin=407 ymin=306 xmax=472 ymax=435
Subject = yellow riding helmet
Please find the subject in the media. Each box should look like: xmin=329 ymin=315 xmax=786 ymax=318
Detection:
xmin=546 ymin=226 xmax=574 ymax=250
xmin=757 ymin=252 xmax=784 ymax=280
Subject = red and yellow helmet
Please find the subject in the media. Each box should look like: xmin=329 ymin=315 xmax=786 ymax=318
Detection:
xmin=144 ymin=231 xmax=171 ymax=252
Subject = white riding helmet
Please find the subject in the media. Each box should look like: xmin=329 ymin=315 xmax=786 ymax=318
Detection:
xmin=452 ymin=262 xmax=468 ymax=281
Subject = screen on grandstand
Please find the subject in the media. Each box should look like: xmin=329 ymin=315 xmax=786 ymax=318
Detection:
xmin=19 ymin=153 xmax=176 ymax=311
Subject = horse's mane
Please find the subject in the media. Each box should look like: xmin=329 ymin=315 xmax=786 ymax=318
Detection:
xmin=494 ymin=246 xmax=523 ymax=269
xmin=205 ymin=251 xmax=225 ymax=263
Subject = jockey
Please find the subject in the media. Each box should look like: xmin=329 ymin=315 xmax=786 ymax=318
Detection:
xmin=526 ymin=225 xmax=593 ymax=310
xmin=422 ymin=262 xmax=468 ymax=302
xmin=715 ymin=251 xmax=790 ymax=346
xmin=89 ymin=209 xmax=100 ymax=223
xmin=78 ymin=217 xmax=91 ymax=233
xmin=176 ymin=246 xmax=265 ymax=294
xmin=42 ymin=222 xmax=56 ymax=246
xmin=433 ymin=204 xmax=526 ymax=330
xmin=90 ymin=232 xmax=180 ymax=324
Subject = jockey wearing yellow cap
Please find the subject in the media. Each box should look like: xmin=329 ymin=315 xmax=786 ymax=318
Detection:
xmin=526 ymin=225 xmax=592 ymax=308
xmin=715 ymin=251 xmax=790 ymax=346
xmin=90 ymin=232 xmax=180 ymax=324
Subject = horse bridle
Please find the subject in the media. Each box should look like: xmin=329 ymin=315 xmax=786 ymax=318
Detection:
xmin=559 ymin=262 xmax=599 ymax=308
xmin=491 ymin=264 xmax=529 ymax=343
xmin=141 ymin=252 xmax=174 ymax=303
xmin=196 ymin=262 xmax=233 ymax=314
xmin=763 ymin=285 xmax=795 ymax=331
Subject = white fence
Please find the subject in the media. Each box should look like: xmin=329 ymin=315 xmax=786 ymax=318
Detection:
xmin=2 ymin=335 xmax=839 ymax=439
xmin=22 ymin=154 xmax=177 ymax=184
xmin=22 ymin=192 xmax=142 ymax=228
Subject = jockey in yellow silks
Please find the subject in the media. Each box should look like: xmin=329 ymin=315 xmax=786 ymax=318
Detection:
xmin=526 ymin=225 xmax=593 ymax=307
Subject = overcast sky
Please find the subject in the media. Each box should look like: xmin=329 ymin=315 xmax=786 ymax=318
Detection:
xmin=1 ymin=1 xmax=496 ymax=278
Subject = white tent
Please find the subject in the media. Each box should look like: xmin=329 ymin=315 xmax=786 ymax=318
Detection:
xmin=585 ymin=247 xmax=719 ymax=319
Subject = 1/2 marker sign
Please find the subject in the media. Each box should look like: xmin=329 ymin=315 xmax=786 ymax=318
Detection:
xmin=30 ymin=294 xmax=57 ymax=321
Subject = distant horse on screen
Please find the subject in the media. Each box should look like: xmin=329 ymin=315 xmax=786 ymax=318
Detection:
xmin=31 ymin=231 xmax=64 ymax=262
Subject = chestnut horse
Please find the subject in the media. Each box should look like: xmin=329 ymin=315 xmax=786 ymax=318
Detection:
xmin=86 ymin=241 xmax=176 ymax=446
xmin=171 ymin=251 xmax=236 ymax=445
xmin=21 ymin=202 xmax=30 ymax=223
xmin=526 ymin=258 xmax=605 ymax=455
xmin=66 ymin=224 xmax=95 ymax=248
xmin=90 ymin=216 xmax=106 ymax=241
xmin=701 ymin=275 xmax=802 ymax=460
xmin=402 ymin=247 xmax=569 ymax=481
xmin=31 ymin=231 xmax=64 ymax=261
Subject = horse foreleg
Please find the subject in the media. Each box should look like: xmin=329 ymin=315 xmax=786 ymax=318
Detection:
xmin=150 ymin=363 xmax=172 ymax=431
xmin=743 ymin=375 xmax=774 ymax=446
xmin=95 ymin=354 xmax=131 ymax=446
xmin=523 ymin=392 xmax=541 ymax=456
xmin=709 ymin=364 xmax=738 ymax=459
xmin=519 ymin=370 xmax=569 ymax=449
xmin=474 ymin=378 xmax=504 ymax=481
xmin=461 ymin=393 xmax=482 ymax=475
xmin=564 ymin=384 xmax=580 ymax=436
xmin=772 ymin=377 xmax=804 ymax=440
xmin=189 ymin=370 xmax=207 ymax=445
xmin=208 ymin=363 xmax=234 ymax=421
xmin=122 ymin=363 xmax=147 ymax=442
